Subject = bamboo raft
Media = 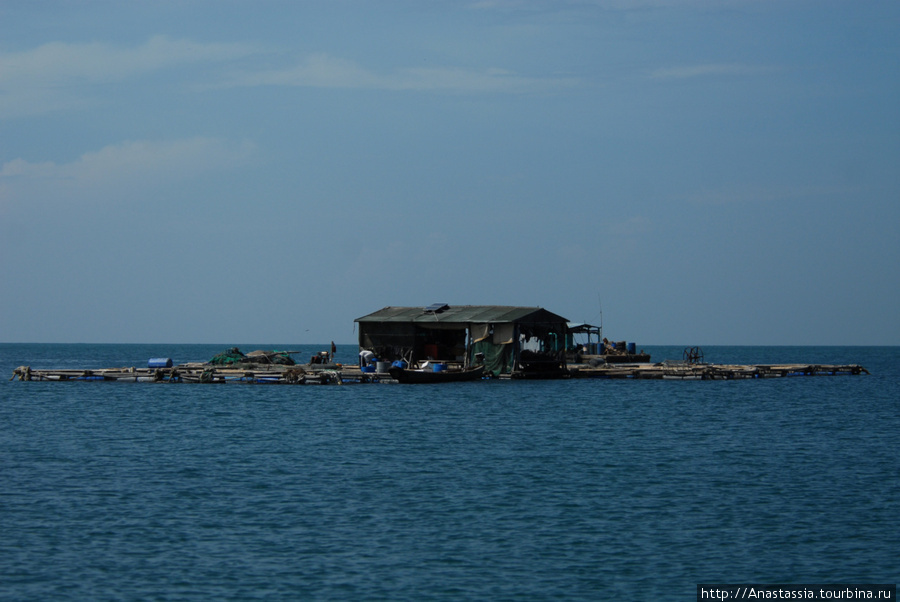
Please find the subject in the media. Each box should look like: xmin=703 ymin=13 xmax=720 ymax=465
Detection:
xmin=10 ymin=361 xmax=869 ymax=384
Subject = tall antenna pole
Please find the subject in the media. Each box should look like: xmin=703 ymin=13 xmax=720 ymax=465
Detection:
xmin=597 ymin=293 xmax=603 ymax=343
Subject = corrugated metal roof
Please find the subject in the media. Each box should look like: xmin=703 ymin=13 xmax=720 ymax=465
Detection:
xmin=355 ymin=305 xmax=568 ymax=324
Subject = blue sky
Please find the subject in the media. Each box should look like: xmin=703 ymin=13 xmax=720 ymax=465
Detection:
xmin=1 ymin=0 xmax=898 ymax=345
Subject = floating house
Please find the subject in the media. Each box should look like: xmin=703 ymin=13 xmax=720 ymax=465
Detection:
xmin=355 ymin=304 xmax=570 ymax=377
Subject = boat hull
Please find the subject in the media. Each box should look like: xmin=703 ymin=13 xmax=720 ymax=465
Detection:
xmin=388 ymin=365 xmax=485 ymax=383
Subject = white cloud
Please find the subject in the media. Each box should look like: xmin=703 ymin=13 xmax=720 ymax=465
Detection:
xmin=231 ymin=53 xmax=382 ymax=89
xmin=74 ymin=137 xmax=254 ymax=182
xmin=649 ymin=63 xmax=775 ymax=80
xmin=0 ymin=137 xmax=255 ymax=208
xmin=396 ymin=66 xmax=577 ymax=93
xmin=0 ymin=35 xmax=251 ymax=83
xmin=0 ymin=35 xmax=578 ymax=117
xmin=224 ymin=52 xmax=580 ymax=94
xmin=0 ymin=36 xmax=257 ymax=118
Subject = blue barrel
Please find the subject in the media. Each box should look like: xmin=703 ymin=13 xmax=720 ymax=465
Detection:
xmin=627 ymin=342 xmax=636 ymax=354
xmin=391 ymin=360 xmax=408 ymax=369
xmin=148 ymin=358 xmax=173 ymax=368
xmin=432 ymin=363 xmax=446 ymax=372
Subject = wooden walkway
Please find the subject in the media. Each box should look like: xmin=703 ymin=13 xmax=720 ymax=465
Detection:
xmin=11 ymin=361 xmax=869 ymax=384
xmin=569 ymin=362 xmax=870 ymax=380
xmin=10 ymin=363 xmax=349 ymax=385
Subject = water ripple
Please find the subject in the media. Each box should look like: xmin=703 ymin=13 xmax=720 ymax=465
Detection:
xmin=1 ymin=345 xmax=897 ymax=600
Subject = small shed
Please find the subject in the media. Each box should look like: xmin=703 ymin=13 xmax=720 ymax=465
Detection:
xmin=355 ymin=304 xmax=570 ymax=377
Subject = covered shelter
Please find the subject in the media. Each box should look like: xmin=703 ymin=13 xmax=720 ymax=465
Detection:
xmin=355 ymin=304 xmax=570 ymax=377
xmin=566 ymin=323 xmax=602 ymax=355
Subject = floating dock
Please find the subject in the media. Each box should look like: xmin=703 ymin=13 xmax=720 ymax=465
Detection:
xmin=10 ymin=361 xmax=869 ymax=384
xmin=569 ymin=361 xmax=870 ymax=380
xmin=10 ymin=363 xmax=348 ymax=385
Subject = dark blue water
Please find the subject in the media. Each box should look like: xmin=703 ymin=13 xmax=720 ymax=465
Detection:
xmin=2 ymin=344 xmax=897 ymax=600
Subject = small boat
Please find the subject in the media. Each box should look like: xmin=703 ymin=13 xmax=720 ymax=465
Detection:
xmin=388 ymin=365 xmax=485 ymax=384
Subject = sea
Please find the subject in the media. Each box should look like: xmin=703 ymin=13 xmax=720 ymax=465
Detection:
xmin=1 ymin=343 xmax=897 ymax=601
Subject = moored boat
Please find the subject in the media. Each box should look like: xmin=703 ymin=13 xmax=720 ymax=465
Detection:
xmin=388 ymin=365 xmax=485 ymax=383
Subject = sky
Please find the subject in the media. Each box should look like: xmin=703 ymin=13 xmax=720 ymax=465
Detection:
xmin=1 ymin=0 xmax=898 ymax=346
